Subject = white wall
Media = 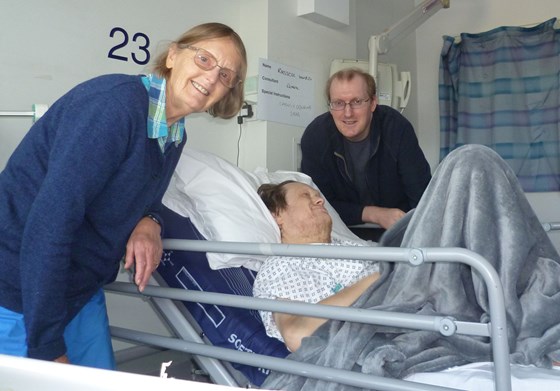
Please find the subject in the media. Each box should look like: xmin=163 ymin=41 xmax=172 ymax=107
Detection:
xmin=263 ymin=0 xmax=358 ymax=171
xmin=0 ymin=0 xmax=360 ymax=173
xmin=184 ymin=1 xmax=270 ymax=169
xmin=0 ymin=0 xmax=249 ymax=168
xmin=355 ymin=0 xmax=418 ymax=136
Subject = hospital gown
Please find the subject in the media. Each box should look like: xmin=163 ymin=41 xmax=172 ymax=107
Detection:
xmin=253 ymin=239 xmax=379 ymax=342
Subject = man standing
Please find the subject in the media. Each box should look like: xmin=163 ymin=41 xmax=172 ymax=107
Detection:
xmin=301 ymin=68 xmax=430 ymax=240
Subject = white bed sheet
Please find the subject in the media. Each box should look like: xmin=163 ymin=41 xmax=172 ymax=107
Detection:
xmin=406 ymin=362 xmax=560 ymax=391
xmin=4 ymin=353 xmax=559 ymax=391
xmin=0 ymin=354 xmax=249 ymax=391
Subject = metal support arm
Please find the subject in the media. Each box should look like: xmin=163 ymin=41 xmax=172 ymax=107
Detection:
xmin=368 ymin=0 xmax=450 ymax=78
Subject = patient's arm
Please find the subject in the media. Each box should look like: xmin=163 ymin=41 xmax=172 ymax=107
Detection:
xmin=274 ymin=272 xmax=380 ymax=352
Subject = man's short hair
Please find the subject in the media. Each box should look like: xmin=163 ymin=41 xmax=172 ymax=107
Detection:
xmin=325 ymin=68 xmax=377 ymax=102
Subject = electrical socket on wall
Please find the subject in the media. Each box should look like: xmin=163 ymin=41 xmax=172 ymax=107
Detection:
xmin=237 ymin=102 xmax=254 ymax=124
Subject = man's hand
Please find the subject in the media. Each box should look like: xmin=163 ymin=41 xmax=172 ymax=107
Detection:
xmin=124 ymin=217 xmax=162 ymax=292
xmin=362 ymin=206 xmax=405 ymax=229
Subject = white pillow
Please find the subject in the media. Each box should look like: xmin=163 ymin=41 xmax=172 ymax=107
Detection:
xmin=162 ymin=147 xmax=368 ymax=271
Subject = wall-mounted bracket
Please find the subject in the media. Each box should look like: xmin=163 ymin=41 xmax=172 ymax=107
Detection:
xmin=368 ymin=0 xmax=450 ymax=78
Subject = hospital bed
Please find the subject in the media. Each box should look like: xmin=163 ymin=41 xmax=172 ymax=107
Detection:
xmin=106 ymin=147 xmax=560 ymax=391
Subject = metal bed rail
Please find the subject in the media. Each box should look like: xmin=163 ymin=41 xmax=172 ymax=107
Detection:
xmin=106 ymin=241 xmax=512 ymax=391
xmin=350 ymin=222 xmax=560 ymax=232
xmin=110 ymin=325 xmax=457 ymax=391
xmin=542 ymin=222 xmax=560 ymax=232
xmin=0 ymin=104 xmax=49 ymax=122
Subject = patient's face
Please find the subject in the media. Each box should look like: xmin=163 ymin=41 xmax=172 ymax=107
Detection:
xmin=274 ymin=183 xmax=332 ymax=244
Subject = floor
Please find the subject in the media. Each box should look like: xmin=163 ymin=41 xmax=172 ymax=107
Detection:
xmin=116 ymin=348 xmax=211 ymax=382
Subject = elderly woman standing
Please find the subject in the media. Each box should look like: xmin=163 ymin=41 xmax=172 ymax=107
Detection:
xmin=0 ymin=22 xmax=247 ymax=369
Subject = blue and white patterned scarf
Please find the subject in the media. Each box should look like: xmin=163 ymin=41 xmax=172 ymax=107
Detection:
xmin=142 ymin=74 xmax=185 ymax=153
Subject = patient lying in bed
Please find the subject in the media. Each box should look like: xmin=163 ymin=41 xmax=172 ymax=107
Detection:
xmin=253 ymin=144 xmax=560 ymax=389
xmin=254 ymin=180 xmax=380 ymax=352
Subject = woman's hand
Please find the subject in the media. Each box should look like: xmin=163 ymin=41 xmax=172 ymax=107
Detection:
xmin=124 ymin=217 xmax=162 ymax=292
xmin=54 ymin=354 xmax=70 ymax=364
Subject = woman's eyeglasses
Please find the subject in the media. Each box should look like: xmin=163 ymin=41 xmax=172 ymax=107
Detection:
xmin=328 ymin=98 xmax=370 ymax=111
xmin=184 ymin=45 xmax=241 ymax=89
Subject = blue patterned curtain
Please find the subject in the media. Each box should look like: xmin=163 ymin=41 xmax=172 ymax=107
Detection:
xmin=439 ymin=18 xmax=560 ymax=192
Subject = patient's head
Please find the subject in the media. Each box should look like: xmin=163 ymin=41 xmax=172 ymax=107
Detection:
xmin=258 ymin=181 xmax=332 ymax=244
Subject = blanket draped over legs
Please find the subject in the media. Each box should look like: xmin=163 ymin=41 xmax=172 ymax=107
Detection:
xmin=262 ymin=145 xmax=560 ymax=391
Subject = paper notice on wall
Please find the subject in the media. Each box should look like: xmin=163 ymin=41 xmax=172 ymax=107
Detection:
xmin=256 ymin=58 xmax=315 ymax=127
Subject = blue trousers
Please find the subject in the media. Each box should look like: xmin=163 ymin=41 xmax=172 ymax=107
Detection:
xmin=0 ymin=289 xmax=115 ymax=369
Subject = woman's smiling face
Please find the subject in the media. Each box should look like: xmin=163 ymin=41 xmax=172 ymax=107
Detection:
xmin=164 ymin=37 xmax=243 ymax=122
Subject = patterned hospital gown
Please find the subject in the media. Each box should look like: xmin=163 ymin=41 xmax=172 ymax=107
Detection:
xmin=253 ymin=239 xmax=379 ymax=342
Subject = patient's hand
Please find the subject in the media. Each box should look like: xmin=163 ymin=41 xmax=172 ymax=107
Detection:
xmin=124 ymin=217 xmax=163 ymax=292
xmin=362 ymin=206 xmax=405 ymax=229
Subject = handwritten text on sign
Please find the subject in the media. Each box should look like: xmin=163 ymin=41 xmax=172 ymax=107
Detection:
xmin=257 ymin=58 xmax=314 ymax=127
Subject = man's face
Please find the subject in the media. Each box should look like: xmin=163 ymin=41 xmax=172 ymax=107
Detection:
xmin=329 ymin=76 xmax=377 ymax=142
xmin=274 ymin=183 xmax=332 ymax=242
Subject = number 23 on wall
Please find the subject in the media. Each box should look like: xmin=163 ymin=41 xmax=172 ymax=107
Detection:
xmin=108 ymin=27 xmax=150 ymax=65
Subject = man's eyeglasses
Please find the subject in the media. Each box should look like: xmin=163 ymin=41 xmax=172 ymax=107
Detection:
xmin=328 ymin=98 xmax=371 ymax=111
xmin=183 ymin=45 xmax=241 ymax=89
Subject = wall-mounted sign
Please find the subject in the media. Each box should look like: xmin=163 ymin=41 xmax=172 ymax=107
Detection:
xmin=257 ymin=58 xmax=314 ymax=128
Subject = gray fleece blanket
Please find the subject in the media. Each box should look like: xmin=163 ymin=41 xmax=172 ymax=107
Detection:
xmin=262 ymin=145 xmax=560 ymax=390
